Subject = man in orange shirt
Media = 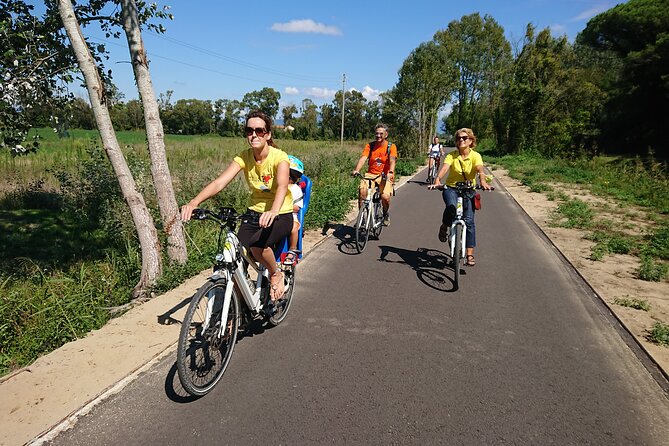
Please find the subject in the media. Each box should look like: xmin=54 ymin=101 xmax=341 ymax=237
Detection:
xmin=351 ymin=123 xmax=398 ymax=226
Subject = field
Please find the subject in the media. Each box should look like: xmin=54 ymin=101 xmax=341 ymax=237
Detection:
xmin=0 ymin=129 xmax=422 ymax=375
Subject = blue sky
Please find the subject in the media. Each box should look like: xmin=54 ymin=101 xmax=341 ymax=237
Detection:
xmin=81 ymin=0 xmax=625 ymax=109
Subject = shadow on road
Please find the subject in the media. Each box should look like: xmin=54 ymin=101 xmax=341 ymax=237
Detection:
xmin=378 ymin=245 xmax=463 ymax=292
xmin=324 ymin=222 xmax=364 ymax=255
xmin=165 ymin=362 xmax=202 ymax=403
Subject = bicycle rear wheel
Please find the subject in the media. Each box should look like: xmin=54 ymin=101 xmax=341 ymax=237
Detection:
xmin=355 ymin=205 xmax=370 ymax=253
xmin=177 ymin=280 xmax=239 ymax=396
xmin=268 ymin=264 xmax=296 ymax=326
xmin=453 ymin=225 xmax=462 ymax=290
xmin=372 ymin=196 xmax=384 ymax=239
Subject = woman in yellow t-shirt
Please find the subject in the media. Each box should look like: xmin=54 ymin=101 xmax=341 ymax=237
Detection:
xmin=181 ymin=110 xmax=292 ymax=300
xmin=431 ymin=128 xmax=492 ymax=267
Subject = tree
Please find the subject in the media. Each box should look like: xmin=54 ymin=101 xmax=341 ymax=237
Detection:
xmin=434 ymin=13 xmax=512 ymax=137
xmin=577 ymin=0 xmax=669 ymax=158
xmin=214 ymin=98 xmax=244 ymax=136
xmin=58 ymin=0 xmax=162 ymax=295
xmin=291 ymin=99 xmax=318 ymax=140
xmin=495 ymin=25 xmax=604 ymax=157
xmin=242 ymin=87 xmax=281 ymax=119
xmin=162 ymin=98 xmax=213 ymax=134
xmin=392 ymin=41 xmax=458 ymax=157
xmin=120 ymin=0 xmax=186 ymax=263
xmin=281 ymin=104 xmax=298 ymax=127
xmin=1 ymin=0 xmax=74 ymax=154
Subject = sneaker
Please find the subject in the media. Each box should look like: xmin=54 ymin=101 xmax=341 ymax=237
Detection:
xmin=383 ymin=212 xmax=390 ymax=226
xmin=438 ymin=223 xmax=449 ymax=242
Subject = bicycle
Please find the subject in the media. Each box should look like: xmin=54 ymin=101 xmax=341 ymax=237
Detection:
xmin=176 ymin=207 xmax=296 ymax=396
xmin=433 ymin=181 xmax=474 ymax=290
xmin=354 ymin=173 xmax=385 ymax=253
xmin=427 ymin=156 xmax=440 ymax=185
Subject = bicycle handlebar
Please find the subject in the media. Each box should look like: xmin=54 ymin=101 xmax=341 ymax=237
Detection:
xmin=429 ymin=182 xmax=495 ymax=191
xmin=191 ymin=207 xmax=242 ymax=224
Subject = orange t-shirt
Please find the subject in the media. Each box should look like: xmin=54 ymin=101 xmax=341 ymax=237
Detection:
xmin=362 ymin=141 xmax=398 ymax=175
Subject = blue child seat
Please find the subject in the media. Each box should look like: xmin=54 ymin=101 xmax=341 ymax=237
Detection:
xmin=274 ymin=174 xmax=312 ymax=262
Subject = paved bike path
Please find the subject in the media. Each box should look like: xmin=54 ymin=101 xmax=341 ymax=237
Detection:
xmin=39 ymin=170 xmax=669 ymax=445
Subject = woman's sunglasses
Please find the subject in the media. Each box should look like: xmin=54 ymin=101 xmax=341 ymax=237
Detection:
xmin=456 ymin=136 xmax=470 ymax=141
xmin=245 ymin=127 xmax=268 ymax=137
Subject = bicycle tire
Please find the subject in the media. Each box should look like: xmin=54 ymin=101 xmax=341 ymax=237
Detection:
xmin=177 ymin=279 xmax=239 ymax=396
xmin=268 ymin=264 xmax=296 ymax=326
xmin=355 ymin=205 xmax=370 ymax=253
xmin=428 ymin=165 xmax=435 ymax=184
xmin=453 ymin=225 xmax=462 ymax=290
xmin=372 ymin=195 xmax=384 ymax=239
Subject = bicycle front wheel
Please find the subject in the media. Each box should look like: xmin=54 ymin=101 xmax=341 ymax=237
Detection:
xmin=355 ymin=205 xmax=370 ymax=253
xmin=453 ymin=225 xmax=462 ymax=290
xmin=177 ymin=280 xmax=239 ymax=396
xmin=268 ymin=264 xmax=296 ymax=326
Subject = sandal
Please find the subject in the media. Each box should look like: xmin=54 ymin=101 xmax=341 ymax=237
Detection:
xmin=282 ymin=250 xmax=298 ymax=266
xmin=270 ymin=270 xmax=285 ymax=302
xmin=466 ymin=255 xmax=476 ymax=266
xmin=438 ymin=224 xmax=449 ymax=243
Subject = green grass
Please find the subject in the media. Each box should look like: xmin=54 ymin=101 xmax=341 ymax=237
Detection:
xmin=490 ymin=150 xmax=669 ymax=280
xmin=0 ymin=129 xmax=377 ymax=376
xmin=648 ymin=321 xmax=669 ymax=347
xmin=612 ymin=296 xmax=650 ymax=311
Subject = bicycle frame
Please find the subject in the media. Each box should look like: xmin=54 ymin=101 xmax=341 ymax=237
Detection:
xmin=360 ymin=176 xmax=383 ymax=232
xmin=197 ymin=210 xmax=276 ymax=337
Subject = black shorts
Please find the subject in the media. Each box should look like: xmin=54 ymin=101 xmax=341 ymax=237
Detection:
xmin=237 ymin=210 xmax=293 ymax=250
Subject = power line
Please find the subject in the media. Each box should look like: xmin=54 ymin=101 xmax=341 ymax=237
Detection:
xmin=145 ymin=30 xmax=340 ymax=84
xmin=87 ymin=36 xmax=340 ymax=91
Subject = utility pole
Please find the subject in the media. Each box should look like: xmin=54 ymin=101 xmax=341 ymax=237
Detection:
xmin=340 ymin=73 xmax=346 ymax=148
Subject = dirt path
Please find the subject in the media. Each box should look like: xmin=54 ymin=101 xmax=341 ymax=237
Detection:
xmin=1 ymin=166 xmax=667 ymax=446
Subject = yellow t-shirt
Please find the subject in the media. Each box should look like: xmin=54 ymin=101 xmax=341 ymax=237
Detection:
xmin=233 ymin=147 xmax=293 ymax=214
xmin=443 ymin=149 xmax=483 ymax=187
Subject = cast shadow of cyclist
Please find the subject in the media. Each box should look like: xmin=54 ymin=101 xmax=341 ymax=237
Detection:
xmin=323 ymin=222 xmax=363 ymax=255
xmin=378 ymin=245 xmax=465 ymax=293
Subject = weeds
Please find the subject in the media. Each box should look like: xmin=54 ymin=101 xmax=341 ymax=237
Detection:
xmin=636 ymin=256 xmax=669 ymax=282
xmin=550 ymin=198 xmax=594 ymax=229
xmin=612 ymin=296 xmax=650 ymax=311
xmin=648 ymin=321 xmax=669 ymax=347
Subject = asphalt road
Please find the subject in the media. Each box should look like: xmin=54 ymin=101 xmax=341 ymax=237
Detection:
xmin=48 ymin=171 xmax=669 ymax=445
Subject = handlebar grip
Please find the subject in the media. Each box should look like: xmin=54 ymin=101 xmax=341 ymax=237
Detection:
xmin=191 ymin=208 xmax=206 ymax=220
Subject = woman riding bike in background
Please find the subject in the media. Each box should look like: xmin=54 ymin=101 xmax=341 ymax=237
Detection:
xmin=429 ymin=128 xmax=492 ymax=266
xmin=427 ymin=135 xmax=443 ymax=183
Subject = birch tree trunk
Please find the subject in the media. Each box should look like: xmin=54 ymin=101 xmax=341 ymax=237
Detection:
xmin=120 ymin=0 xmax=187 ymax=264
xmin=58 ymin=0 xmax=162 ymax=296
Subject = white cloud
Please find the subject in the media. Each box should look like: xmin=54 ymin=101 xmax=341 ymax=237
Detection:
xmin=303 ymin=87 xmax=337 ymax=99
xmin=549 ymin=23 xmax=567 ymax=34
xmin=570 ymin=5 xmax=610 ymax=22
xmin=360 ymin=86 xmax=381 ymax=101
xmin=285 ymin=87 xmax=299 ymax=95
xmin=271 ymin=19 xmax=342 ymax=36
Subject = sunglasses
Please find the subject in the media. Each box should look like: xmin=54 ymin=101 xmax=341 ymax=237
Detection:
xmin=456 ymin=136 xmax=470 ymax=141
xmin=245 ymin=127 xmax=268 ymax=137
